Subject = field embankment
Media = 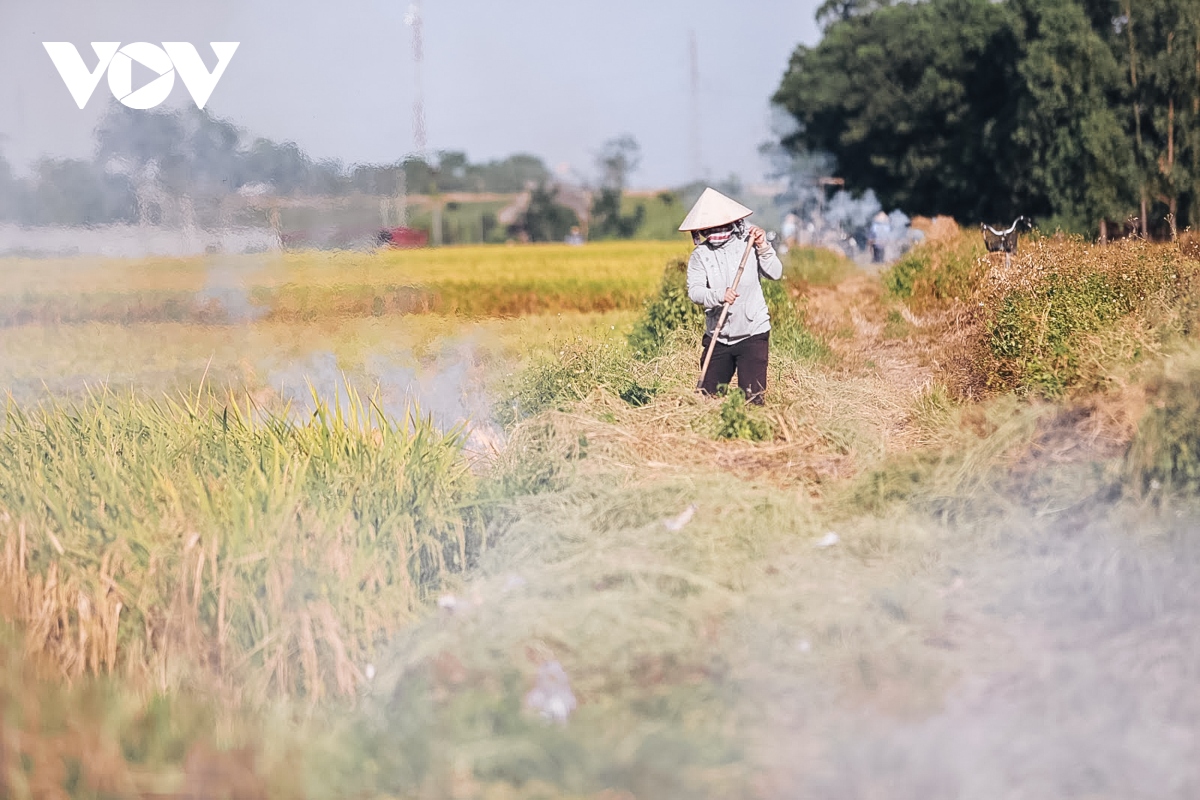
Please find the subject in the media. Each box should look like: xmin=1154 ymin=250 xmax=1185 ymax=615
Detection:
xmin=882 ymin=221 xmax=1200 ymax=400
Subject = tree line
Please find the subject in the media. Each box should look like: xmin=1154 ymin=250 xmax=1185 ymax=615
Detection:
xmin=0 ymin=101 xmax=714 ymax=245
xmin=0 ymin=102 xmax=661 ymax=243
xmin=0 ymin=101 xmax=553 ymax=227
xmin=774 ymin=0 xmax=1200 ymax=238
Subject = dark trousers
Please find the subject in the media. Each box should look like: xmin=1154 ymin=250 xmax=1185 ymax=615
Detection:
xmin=699 ymin=331 xmax=769 ymax=404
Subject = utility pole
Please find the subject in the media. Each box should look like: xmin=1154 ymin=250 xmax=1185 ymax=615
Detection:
xmin=407 ymin=0 xmax=440 ymax=244
xmin=396 ymin=170 xmax=407 ymax=226
xmin=406 ymin=0 xmax=427 ymax=158
xmin=688 ymin=29 xmax=703 ymax=182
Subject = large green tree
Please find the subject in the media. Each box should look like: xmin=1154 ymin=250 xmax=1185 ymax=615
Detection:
xmin=1076 ymin=0 xmax=1200 ymax=234
xmin=773 ymin=0 xmax=1027 ymax=222
xmin=776 ymin=0 xmax=1200 ymax=235
xmin=1010 ymin=0 xmax=1135 ymax=234
xmin=520 ymin=183 xmax=579 ymax=242
xmin=0 ymin=149 xmax=16 ymax=220
xmin=1131 ymin=0 xmax=1200 ymax=235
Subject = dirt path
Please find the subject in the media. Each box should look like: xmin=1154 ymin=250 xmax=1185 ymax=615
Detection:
xmin=802 ymin=272 xmax=936 ymax=401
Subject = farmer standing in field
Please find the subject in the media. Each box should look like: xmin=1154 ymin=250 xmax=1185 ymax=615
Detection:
xmin=681 ymin=188 xmax=783 ymax=405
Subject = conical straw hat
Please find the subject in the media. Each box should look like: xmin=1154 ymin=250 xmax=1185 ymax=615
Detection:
xmin=678 ymin=187 xmax=754 ymax=231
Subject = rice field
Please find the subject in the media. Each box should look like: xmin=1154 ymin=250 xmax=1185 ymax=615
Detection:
xmin=0 ymin=241 xmax=678 ymax=428
xmin=0 ymin=242 xmax=680 ymax=696
xmin=3 ymin=235 xmax=1200 ymax=798
xmin=0 ymin=241 xmax=688 ymax=324
xmin=0 ymin=387 xmax=482 ymax=699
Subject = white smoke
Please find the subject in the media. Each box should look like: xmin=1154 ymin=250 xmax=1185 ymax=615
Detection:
xmin=196 ymin=253 xmax=270 ymax=323
xmin=824 ymin=189 xmax=882 ymax=234
xmin=264 ymin=341 xmax=504 ymax=455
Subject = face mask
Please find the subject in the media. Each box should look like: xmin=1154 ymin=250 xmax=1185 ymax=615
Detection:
xmin=693 ymin=220 xmax=743 ymax=247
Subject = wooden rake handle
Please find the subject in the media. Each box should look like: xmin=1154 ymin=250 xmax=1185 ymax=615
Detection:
xmin=696 ymin=237 xmax=756 ymax=391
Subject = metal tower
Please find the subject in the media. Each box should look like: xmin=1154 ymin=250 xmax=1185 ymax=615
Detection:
xmin=406 ymin=0 xmax=427 ymax=158
xmin=689 ymin=29 xmax=703 ymax=181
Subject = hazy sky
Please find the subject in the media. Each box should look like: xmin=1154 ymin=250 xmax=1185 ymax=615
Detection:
xmin=0 ymin=0 xmax=821 ymax=189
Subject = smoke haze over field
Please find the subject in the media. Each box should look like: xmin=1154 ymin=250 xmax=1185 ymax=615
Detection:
xmin=736 ymin=499 xmax=1200 ymax=799
xmin=265 ymin=342 xmax=503 ymax=452
xmin=0 ymin=0 xmax=820 ymax=189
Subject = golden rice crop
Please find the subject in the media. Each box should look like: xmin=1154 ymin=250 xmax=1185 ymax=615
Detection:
xmin=0 ymin=241 xmax=689 ymax=324
xmin=279 ymin=240 xmax=688 ymax=288
xmin=0 ymin=385 xmax=483 ymax=701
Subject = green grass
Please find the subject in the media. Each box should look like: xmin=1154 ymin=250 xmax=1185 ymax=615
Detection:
xmin=714 ymin=389 xmax=773 ymax=441
xmin=882 ymin=229 xmax=1200 ymax=399
xmin=495 ymin=335 xmax=652 ymax=425
xmin=882 ymin=234 xmax=986 ymax=304
xmin=626 ymin=257 xmax=704 ymax=360
xmin=979 ymin=237 xmax=1200 ymax=397
xmin=784 ymin=246 xmax=858 ymax=287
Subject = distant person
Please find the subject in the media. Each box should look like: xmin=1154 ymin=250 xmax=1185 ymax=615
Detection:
xmin=769 ymin=229 xmax=789 ymax=256
xmin=869 ymin=210 xmax=891 ymax=263
xmin=680 ymin=188 xmax=783 ymax=405
xmin=782 ymin=213 xmax=800 ymax=249
xmin=565 ymin=226 xmax=584 ymax=245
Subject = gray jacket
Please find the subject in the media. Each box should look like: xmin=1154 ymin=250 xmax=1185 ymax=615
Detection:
xmin=686 ymin=236 xmax=784 ymax=344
